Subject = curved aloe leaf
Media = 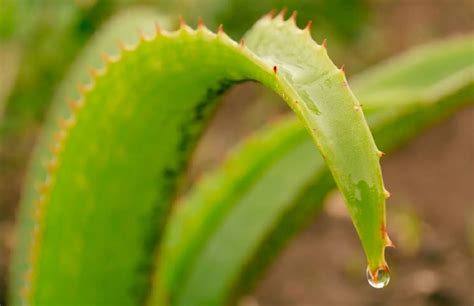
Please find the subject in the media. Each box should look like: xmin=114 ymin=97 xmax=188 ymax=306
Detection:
xmin=10 ymin=13 xmax=386 ymax=306
xmin=154 ymin=34 xmax=474 ymax=305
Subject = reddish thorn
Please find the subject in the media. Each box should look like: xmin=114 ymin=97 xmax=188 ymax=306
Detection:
xmin=218 ymin=24 xmax=224 ymax=34
xmin=34 ymin=206 xmax=43 ymax=219
xmin=273 ymin=65 xmax=278 ymax=73
xmin=265 ymin=9 xmax=276 ymax=19
xmin=53 ymin=131 xmax=65 ymax=142
xmin=385 ymin=235 xmax=396 ymax=248
xmin=305 ymin=20 xmax=313 ymax=31
xmin=77 ymin=84 xmax=87 ymax=94
xmin=178 ymin=15 xmax=185 ymax=28
xmin=197 ymin=16 xmax=204 ymax=29
xmin=290 ymin=10 xmax=298 ymax=22
xmin=68 ymin=100 xmax=79 ymax=111
xmin=116 ymin=39 xmax=127 ymax=50
xmin=322 ymin=38 xmax=327 ymax=49
xmin=45 ymin=159 xmax=57 ymax=172
xmin=101 ymin=52 xmax=112 ymax=64
xmin=239 ymin=39 xmax=245 ymax=47
xmin=155 ymin=22 xmax=161 ymax=34
xmin=87 ymin=66 xmax=98 ymax=78
xmin=278 ymin=7 xmax=288 ymax=19
xmin=37 ymin=182 xmax=50 ymax=194
xmin=59 ymin=118 xmax=70 ymax=129
xmin=340 ymin=64 xmax=345 ymax=74
xmin=59 ymin=115 xmax=76 ymax=130
xmin=49 ymin=144 xmax=60 ymax=154
xmin=137 ymin=29 xmax=146 ymax=41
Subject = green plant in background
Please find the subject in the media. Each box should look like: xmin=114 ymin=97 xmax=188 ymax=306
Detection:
xmin=4 ymin=6 xmax=473 ymax=306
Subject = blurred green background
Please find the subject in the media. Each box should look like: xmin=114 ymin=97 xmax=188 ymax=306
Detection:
xmin=1 ymin=1 xmax=473 ymax=305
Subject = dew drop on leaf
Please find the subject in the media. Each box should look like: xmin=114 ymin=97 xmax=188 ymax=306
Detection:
xmin=366 ymin=265 xmax=390 ymax=289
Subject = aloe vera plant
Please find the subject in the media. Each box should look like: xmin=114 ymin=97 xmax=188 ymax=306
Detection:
xmin=8 ymin=9 xmax=473 ymax=306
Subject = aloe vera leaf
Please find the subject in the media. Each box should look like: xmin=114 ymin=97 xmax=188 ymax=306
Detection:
xmin=243 ymin=14 xmax=388 ymax=273
xmin=29 ymin=7 xmax=171 ymax=181
xmin=10 ymin=13 xmax=385 ymax=306
xmin=155 ymin=34 xmax=474 ymax=306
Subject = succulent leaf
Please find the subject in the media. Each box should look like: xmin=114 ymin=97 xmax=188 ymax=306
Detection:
xmin=11 ymin=13 xmax=386 ymax=306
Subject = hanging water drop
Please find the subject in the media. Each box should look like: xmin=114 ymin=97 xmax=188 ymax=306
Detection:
xmin=366 ymin=265 xmax=390 ymax=289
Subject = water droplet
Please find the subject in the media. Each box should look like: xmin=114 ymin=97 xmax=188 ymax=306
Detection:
xmin=366 ymin=265 xmax=390 ymax=289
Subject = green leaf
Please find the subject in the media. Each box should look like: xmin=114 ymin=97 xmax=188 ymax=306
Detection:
xmin=10 ymin=13 xmax=385 ymax=306
xmin=154 ymin=34 xmax=474 ymax=306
